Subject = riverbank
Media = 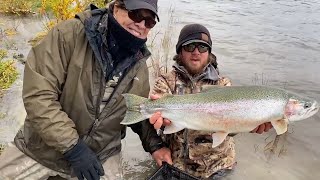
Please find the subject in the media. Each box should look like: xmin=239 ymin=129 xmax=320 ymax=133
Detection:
xmin=0 ymin=14 xmax=34 ymax=152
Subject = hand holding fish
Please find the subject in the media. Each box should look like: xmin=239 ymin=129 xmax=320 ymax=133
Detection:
xmin=149 ymin=94 xmax=171 ymax=129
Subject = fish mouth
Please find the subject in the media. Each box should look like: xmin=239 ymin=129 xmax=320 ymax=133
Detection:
xmin=306 ymin=104 xmax=319 ymax=117
xmin=311 ymin=107 xmax=319 ymax=113
xmin=313 ymin=101 xmax=320 ymax=112
xmin=310 ymin=100 xmax=319 ymax=111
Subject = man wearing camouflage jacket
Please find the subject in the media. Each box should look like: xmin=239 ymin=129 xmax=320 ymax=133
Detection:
xmin=150 ymin=24 xmax=273 ymax=179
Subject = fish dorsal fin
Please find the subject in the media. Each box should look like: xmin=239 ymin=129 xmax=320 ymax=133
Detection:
xmin=163 ymin=122 xmax=185 ymax=134
xmin=211 ymin=132 xmax=229 ymax=148
xmin=201 ymin=85 xmax=225 ymax=93
xmin=271 ymin=119 xmax=288 ymax=135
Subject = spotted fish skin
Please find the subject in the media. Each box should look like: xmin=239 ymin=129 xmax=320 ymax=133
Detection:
xmin=121 ymin=86 xmax=319 ymax=147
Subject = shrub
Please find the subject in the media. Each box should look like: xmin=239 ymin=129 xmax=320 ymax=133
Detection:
xmin=0 ymin=0 xmax=34 ymax=15
xmin=0 ymin=49 xmax=8 ymax=60
xmin=0 ymin=60 xmax=19 ymax=90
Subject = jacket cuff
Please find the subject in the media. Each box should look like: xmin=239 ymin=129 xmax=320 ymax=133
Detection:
xmin=149 ymin=141 xmax=165 ymax=154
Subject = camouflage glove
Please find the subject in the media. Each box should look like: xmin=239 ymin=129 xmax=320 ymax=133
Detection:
xmin=63 ymin=139 xmax=104 ymax=180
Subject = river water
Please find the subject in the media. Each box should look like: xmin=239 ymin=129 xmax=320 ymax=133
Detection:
xmin=122 ymin=0 xmax=320 ymax=179
xmin=0 ymin=0 xmax=320 ymax=179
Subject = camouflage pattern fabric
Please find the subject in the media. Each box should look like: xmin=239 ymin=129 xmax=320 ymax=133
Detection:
xmin=0 ymin=143 xmax=6 ymax=155
xmin=152 ymin=68 xmax=236 ymax=179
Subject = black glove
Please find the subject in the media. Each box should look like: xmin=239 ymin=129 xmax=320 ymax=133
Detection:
xmin=63 ymin=139 xmax=105 ymax=180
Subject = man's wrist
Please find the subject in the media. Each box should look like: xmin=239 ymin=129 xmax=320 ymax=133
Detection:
xmin=149 ymin=142 xmax=165 ymax=154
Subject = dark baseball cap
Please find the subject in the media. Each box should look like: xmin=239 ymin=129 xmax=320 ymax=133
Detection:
xmin=123 ymin=0 xmax=160 ymax=21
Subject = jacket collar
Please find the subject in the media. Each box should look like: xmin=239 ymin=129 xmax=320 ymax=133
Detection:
xmin=173 ymin=62 xmax=219 ymax=82
xmin=79 ymin=8 xmax=151 ymax=80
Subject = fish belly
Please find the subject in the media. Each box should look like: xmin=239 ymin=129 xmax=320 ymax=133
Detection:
xmin=162 ymin=110 xmax=265 ymax=133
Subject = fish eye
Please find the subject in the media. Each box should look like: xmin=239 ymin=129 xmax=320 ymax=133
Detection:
xmin=304 ymin=102 xmax=312 ymax=108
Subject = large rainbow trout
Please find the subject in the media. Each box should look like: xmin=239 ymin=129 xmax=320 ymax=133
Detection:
xmin=121 ymin=86 xmax=319 ymax=148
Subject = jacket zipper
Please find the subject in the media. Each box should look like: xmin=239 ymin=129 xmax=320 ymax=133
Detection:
xmin=88 ymin=56 xmax=147 ymax=136
xmin=89 ymin=69 xmax=123 ymax=136
xmin=88 ymin=70 xmax=105 ymax=136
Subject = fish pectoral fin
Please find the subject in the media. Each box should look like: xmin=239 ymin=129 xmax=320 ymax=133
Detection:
xmin=271 ymin=119 xmax=288 ymax=135
xmin=211 ymin=132 xmax=229 ymax=148
xmin=163 ymin=123 xmax=184 ymax=134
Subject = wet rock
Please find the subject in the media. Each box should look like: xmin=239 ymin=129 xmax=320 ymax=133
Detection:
xmin=13 ymin=53 xmax=25 ymax=64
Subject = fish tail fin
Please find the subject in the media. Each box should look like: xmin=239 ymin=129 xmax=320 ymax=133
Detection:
xmin=121 ymin=94 xmax=148 ymax=125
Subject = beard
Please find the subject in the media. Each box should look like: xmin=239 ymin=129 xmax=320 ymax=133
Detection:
xmin=180 ymin=57 xmax=210 ymax=76
xmin=184 ymin=63 xmax=206 ymax=75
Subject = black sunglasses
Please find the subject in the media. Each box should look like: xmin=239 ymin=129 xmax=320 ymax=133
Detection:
xmin=128 ymin=9 xmax=157 ymax=29
xmin=183 ymin=43 xmax=210 ymax=53
xmin=116 ymin=5 xmax=157 ymax=29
